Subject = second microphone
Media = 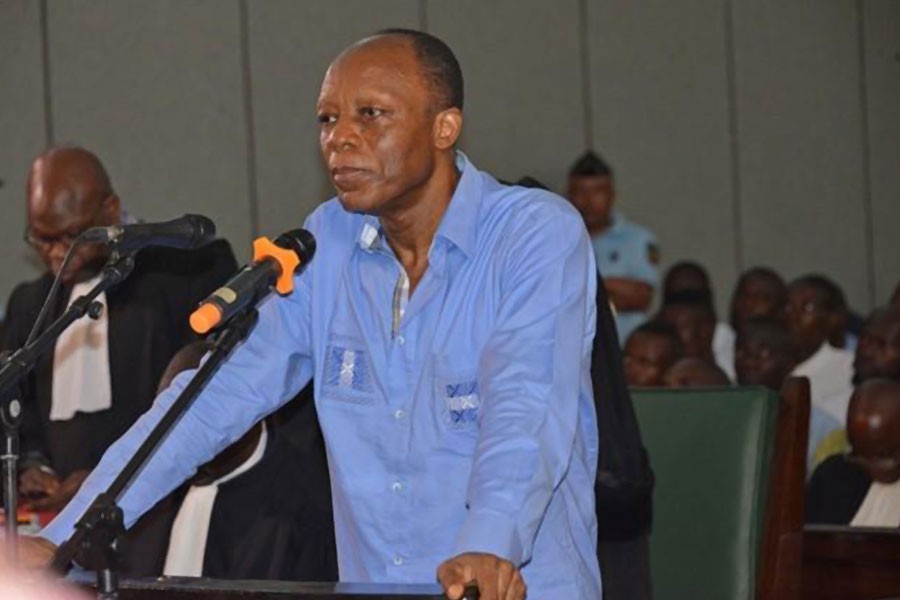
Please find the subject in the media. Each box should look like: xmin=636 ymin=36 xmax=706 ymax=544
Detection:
xmin=190 ymin=229 xmax=316 ymax=334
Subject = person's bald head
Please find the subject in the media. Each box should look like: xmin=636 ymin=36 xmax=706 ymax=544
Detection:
xmin=847 ymin=378 xmax=900 ymax=484
xmin=663 ymin=357 xmax=731 ymax=388
xmin=318 ymin=31 xmax=463 ymax=216
xmin=25 ymin=146 xmax=120 ymax=283
xmin=855 ymin=307 xmax=900 ymax=383
xmin=335 ymin=29 xmax=463 ymax=116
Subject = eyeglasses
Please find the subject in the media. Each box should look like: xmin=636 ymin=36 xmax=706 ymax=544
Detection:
xmin=23 ymin=201 xmax=109 ymax=251
xmin=23 ymin=227 xmax=83 ymax=251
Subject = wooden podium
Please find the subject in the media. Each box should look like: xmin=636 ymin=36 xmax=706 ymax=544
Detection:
xmin=74 ymin=575 xmax=449 ymax=599
xmin=802 ymin=525 xmax=900 ymax=600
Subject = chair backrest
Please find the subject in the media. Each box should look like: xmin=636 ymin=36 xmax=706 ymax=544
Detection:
xmin=757 ymin=377 xmax=809 ymax=600
xmin=632 ymin=386 xmax=779 ymax=600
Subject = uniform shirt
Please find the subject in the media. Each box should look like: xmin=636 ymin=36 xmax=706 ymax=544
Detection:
xmin=590 ymin=212 xmax=659 ymax=342
xmin=43 ymin=153 xmax=603 ymax=599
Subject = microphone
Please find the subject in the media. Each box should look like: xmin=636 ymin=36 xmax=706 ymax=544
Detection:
xmin=81 ymin=214 xmax=217 ymax=254
xmin=190 ymin=229 xmax=316 ymax=334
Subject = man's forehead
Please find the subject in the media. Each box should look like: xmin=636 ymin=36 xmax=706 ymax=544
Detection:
xmin=322 ymin=36 xmax=420 ymax=90
xmin=866 ymin=310 xmax=900 ymax=335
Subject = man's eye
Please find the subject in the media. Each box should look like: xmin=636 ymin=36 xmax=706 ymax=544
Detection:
xmin=360 ymin=107 xmax=384 ymax=119
xmin=317 ymin=114 xmax=336 ymax=125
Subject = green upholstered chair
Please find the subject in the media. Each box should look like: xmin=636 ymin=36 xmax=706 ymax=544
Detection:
xmin=631 ymin=386 xmax=781 ymax=600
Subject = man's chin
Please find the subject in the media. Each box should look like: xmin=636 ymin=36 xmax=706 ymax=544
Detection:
xmin=335 ymin=190 xmax=379 ymax=216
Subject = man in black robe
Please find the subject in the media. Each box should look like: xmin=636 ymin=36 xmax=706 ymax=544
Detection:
xmin=2 ymin=146 xmax=236 ymax=512
xmin=122 ymin=344 xmax=338 ymax=581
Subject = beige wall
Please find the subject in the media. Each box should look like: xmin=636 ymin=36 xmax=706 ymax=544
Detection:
xmin=1 ymin=0 xmax=898 ymax=318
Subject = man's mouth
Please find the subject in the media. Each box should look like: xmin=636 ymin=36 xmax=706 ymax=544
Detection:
xmin=331 ymin=167 xmax=369 ymax=188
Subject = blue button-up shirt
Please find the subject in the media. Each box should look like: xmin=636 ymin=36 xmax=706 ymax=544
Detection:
xmin=43 ymin=153 xmax=602 ymax=598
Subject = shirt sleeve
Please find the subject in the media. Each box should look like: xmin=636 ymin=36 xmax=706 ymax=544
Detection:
xmin=626 ymin=230 xmax=659 ymax=287
xmin=454 ymin=204 xmax=597 ymax=565
xmin=40 ymin=263 xmax=315 ymax=546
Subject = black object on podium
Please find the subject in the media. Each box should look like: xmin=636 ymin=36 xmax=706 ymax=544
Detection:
xmin=71 ymin=574 xmax=477 ymax=599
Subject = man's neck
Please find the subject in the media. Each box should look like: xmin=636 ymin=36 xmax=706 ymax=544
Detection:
xmin=587 ymin=214 xmax=613 ymax=236
xmin=380 ymin=157 xmax=459 ymax=294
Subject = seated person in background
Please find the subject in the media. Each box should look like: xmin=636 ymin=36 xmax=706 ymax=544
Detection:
xmin=567 ymin=150 xmax=659 ymax=343
xmin=3 ymin=146 xmax=236 ymax=512
xmin=729 ymin=267 xmax=787 ymax=333
xmin=624 ymin=321 xmax=684 ymax=387
xmin=662 ymin=261 xmax=735 ymax=380
xmin=813 ymin=306 xmax=900 ymax=465
xmin=807 ymin=379 xmax=900 ymax=526
xmin=855 ymin=307 xmax=900 ymax=385
xmin=123 ymin=342 xmax=337 ymax=580
xmin=786 ymin=275 xmax=854 ymax=424
xmin=656 ymin=290 xmax=717 ymax=368
xmin=735 ymin=317 xmax=841 ymax=472
xmin=662 ymin=357 xmax=730 ymax=388
xmin=812 ymin=275 xmax=854 ymax=351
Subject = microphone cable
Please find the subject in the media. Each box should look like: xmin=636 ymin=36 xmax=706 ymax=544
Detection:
xmin=23 ymin=230 xmax=99 ymax=347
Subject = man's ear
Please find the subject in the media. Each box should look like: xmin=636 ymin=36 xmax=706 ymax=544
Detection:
xmin=433 ymin=108 xmax=463 ymax=150
xmin=103 ymin=193 xmax=122 ymax=225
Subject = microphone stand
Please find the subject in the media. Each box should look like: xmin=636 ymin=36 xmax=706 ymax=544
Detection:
xmin=0 ymin=252 xmax=136 ymax=565
xmin=50 ymin=307 xmax=259 ymax=600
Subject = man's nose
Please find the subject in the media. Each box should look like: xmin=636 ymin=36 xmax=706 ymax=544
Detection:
xmin=47 ymin=242 xmax=68 ymax=262
xmin=326 ymin=117 xmax=361 ymax=153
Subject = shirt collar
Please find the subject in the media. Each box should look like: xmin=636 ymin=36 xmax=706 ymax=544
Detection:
xmin=356 ymin=152 xmax=480 ymax=258
xmin=433 ymin=151 xmax=479 ymax=258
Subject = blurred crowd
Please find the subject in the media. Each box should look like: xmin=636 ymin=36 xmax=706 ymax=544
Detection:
xmin=564 ymin=150 xmax=900 ymax=528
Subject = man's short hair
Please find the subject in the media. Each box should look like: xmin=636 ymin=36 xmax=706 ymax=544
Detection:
xmin=568 ymin=150 xmax=613 ymax=179
xmin=376 ymin=28 xmax=464 ymax=112
xmin=663 ymin=261 xmax=712 ymax=304
xmin=737 ymin=266 xmax=785 ymax=292
xmin=791 ymin=274 xmax=847 ymax=313
xmin=661 ymin=289 xmax=717 ymax=322
xmin=630 ymin=320 xmax=685 ymax=358
xmin=737 ymin=316 xmax=794 ymax=358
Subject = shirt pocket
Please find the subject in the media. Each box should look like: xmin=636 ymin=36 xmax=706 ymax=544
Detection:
xmin=433 ymin=361 xmax=481 ymax=434
xmin=320 ymin=334 xmax=378 ymax=407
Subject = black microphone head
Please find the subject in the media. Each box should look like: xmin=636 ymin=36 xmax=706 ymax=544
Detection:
xmin=185 ymin=214 xmax=217 ymax=248
xmin=274 ymin=229 xmax=316 ymax=272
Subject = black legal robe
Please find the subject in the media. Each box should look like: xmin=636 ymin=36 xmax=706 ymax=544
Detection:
xmin=806 ymin=454 xmax=873 ymax=525
xmin=1 ymin=240 xmax=237 ymax=479
xmin=123 ymin=384 xmax=338 ymax=582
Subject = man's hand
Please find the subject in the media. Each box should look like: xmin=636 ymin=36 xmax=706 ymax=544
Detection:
xmin=19 ymin=467 xmax=61 ymax=499
xmin=437 ymin=552 xmax=526 ymax=600
xmin=604 ymin=278 xmax=653 ymax=312
xmin=21 ymin=469 xmax=89 ymax=513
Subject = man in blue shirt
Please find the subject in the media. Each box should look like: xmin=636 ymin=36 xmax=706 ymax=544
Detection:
xmin=567 ymin=151 xmax=659 ymax=343
xmin=21 ymin=29 xmax=602 ymax=600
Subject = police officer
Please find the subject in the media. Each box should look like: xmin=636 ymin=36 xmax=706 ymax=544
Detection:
xmin=567 ymin=151 xmax=659 ymax=343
